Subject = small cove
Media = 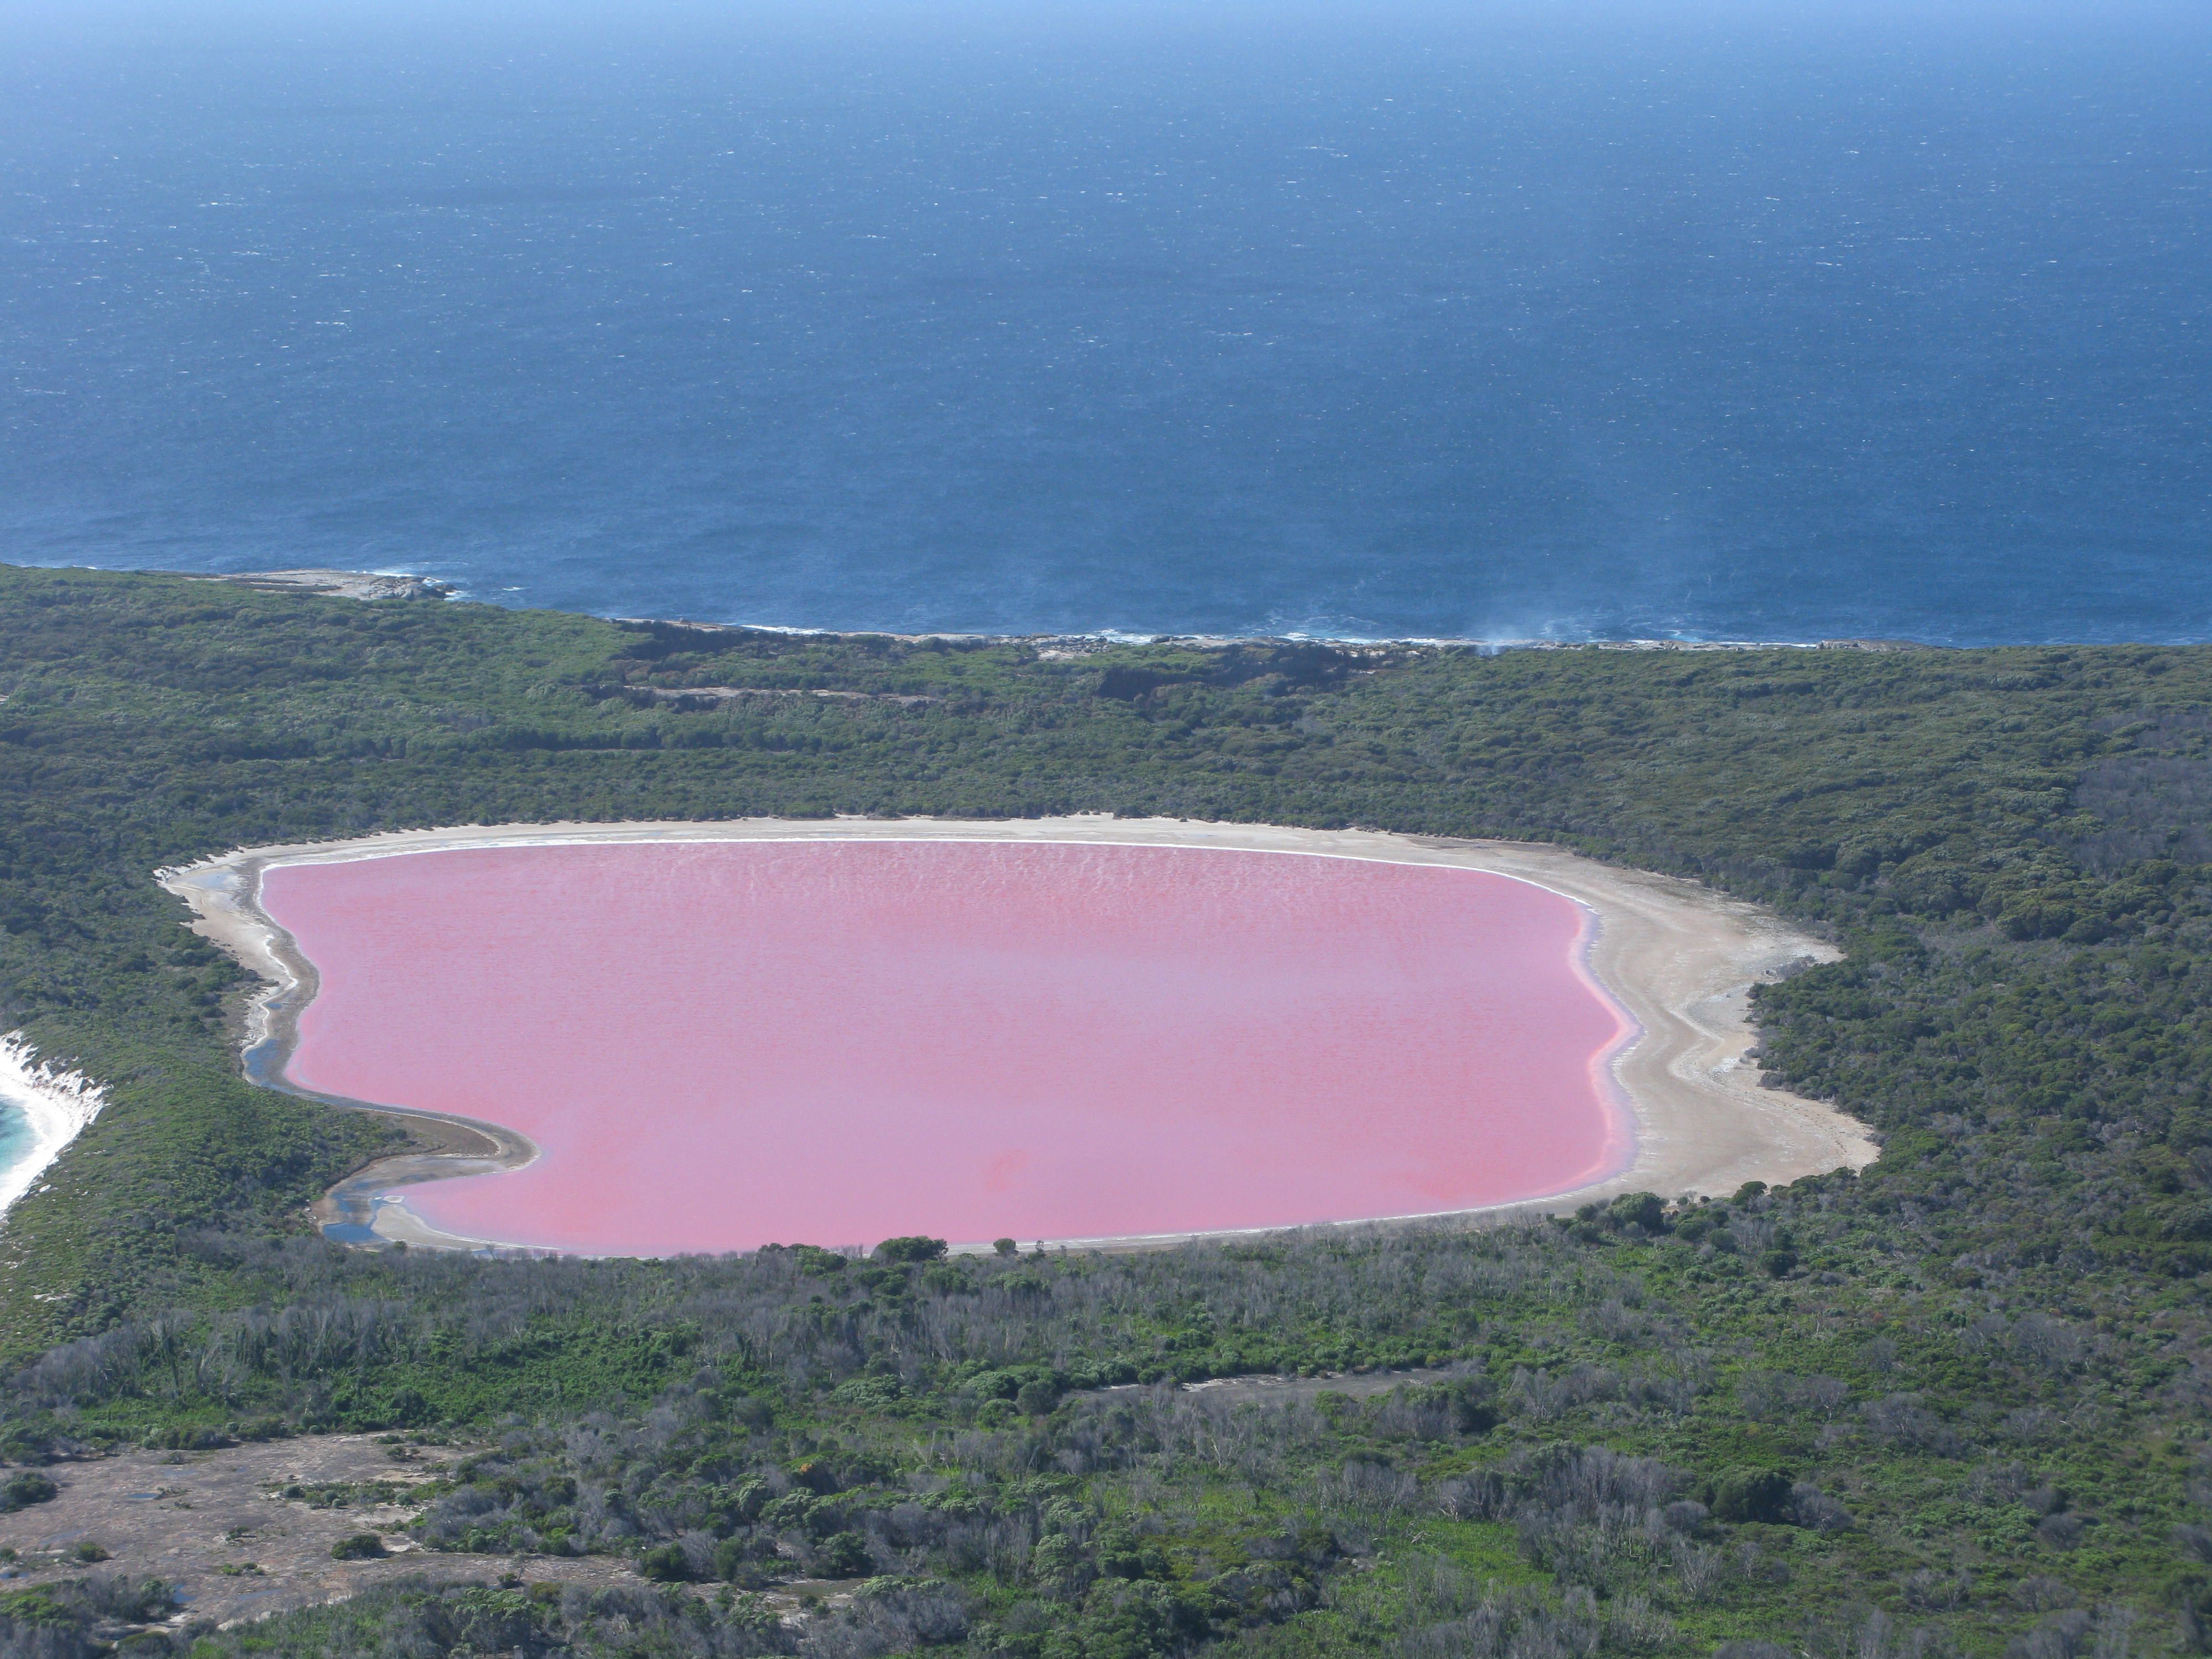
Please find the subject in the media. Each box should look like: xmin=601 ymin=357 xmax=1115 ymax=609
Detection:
xmin=0 ymin=1103 xmax=36 ymax=1206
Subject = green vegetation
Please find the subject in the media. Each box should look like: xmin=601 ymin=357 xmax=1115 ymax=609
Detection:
xmin=1 ymin=565 xmax=2211 ymax=1657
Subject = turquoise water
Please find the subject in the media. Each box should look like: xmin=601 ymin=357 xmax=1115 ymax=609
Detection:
xmin=0 ymin=1102 xmax=38 ymax=1199
xmin=5 ymin=1 xmax=2209 ymax=644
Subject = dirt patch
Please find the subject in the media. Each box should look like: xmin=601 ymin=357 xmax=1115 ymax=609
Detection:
xmin=1073 ymin=1366 xmax=1452 ymax=1407
xmin=0 ymin=1435 xmax=668 ymax=1630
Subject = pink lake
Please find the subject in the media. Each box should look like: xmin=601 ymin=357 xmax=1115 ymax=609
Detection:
xmin=260 ymin=841 xmax=1635 ymax=1255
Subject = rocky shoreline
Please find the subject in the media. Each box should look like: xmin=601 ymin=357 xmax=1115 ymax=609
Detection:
xmin=168 ymin=566 xmax=1939 ymax=653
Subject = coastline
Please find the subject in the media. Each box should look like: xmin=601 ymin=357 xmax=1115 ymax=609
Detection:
xmin=161 ymin=817 xmax=1876 ymax=1256
xmin=615 ymin=616 xmax=1938 ymax=657
xmin=164 ymin=564 xmax=1942 ymax=655
xmin=0 ymin=1035 xmax=109 ymax=1225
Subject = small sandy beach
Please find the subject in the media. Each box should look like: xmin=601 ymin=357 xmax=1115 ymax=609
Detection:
xmin=0 ymin=1035 xmax=108 ymax=1225
xmin=162 ymin=817 xmax=1876 ymax=1253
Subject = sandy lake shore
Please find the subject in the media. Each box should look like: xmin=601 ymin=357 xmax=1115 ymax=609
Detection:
xmin=160 ymin=816 xmax=1876 ymax=1254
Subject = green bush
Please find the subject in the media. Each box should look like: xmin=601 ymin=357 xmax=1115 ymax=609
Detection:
xmin=1606 ymin=1192 xmax=1666 ymax=1232
xmin=0 ymin=1472 xmax=56 ymax=1511
xmin=713 ymin=1535 xmax=776 ymax=1585
xmin=815 ymin=1532 xmax=873 ymax=1578
xmin=874 ymin=1235 xmax=948 ymax=1263
xmin=1704 ymin=1469 xmax=1793 ymax=1524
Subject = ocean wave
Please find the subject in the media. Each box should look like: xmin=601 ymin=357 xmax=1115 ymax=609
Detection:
xmin=712 ymin=613 xmax=1840 ymax=651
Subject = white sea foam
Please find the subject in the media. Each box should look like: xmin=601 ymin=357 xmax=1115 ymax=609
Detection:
xmin=685 ymin=613 xmax=1840 ymax=651
xmin=0 ymin=1035 xmax=108 ymax=1222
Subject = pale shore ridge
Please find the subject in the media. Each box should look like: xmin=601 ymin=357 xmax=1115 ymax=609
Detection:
xmin=162 ymin=817 xmax=1878 ymax=1256
xmin=0 ymin=1034 xmax=109 ymax=1225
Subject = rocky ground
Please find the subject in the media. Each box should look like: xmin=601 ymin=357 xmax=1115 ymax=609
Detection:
xmin=182 ymin=570 xmax=457 ymax=601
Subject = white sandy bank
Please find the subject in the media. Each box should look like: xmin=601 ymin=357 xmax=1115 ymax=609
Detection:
xmin=161 ymin=817 xmax=1877 ymax=1253
xmin=0 ymin=1034 xmax=108 ymax=1224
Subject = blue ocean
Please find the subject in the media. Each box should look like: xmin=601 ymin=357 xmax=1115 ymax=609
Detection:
xmin=0 ymin=1106 xmax=30 ymax=1186
xmin=4 ymin=1 xmax=2209 ymax=645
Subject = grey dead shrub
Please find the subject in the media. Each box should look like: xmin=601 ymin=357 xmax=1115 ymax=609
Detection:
xmin=2010 ymin=1611 xmax=2093 ymax=1659
xmin=1861 ymin=1394 xmax=1967 ymax=1457
xmin=801 ymin=1585 xmax=971 ymax=1659
xmin=1400 ymin=1584 xmax=1600 ymax=1659
xmin=2036 ymin=1514 xmax=2086 ymax=1551
xmin=1604 ymin=1594 xmax=1675 ymax=1653
xmin=1902 ymin=1569 xmax=1971 ymax=1611
xmin=1968 ymin=1463 xmax=2042 ymax=1507
xmin=1789 ymin=1483 xmax=1856 ymax=1532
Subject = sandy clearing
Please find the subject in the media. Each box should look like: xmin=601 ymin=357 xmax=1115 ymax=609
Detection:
xmin=0 ymin=1434 xmax=478 ymax=1630
xmin=160 ymin=816 xmax=1874 ymax=1253
xmin=0 ymin=1433 xmax=871 ymax=1632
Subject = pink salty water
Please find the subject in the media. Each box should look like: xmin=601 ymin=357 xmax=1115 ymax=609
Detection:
xmin=261 ymin=841 xmax=1635 ymax=1255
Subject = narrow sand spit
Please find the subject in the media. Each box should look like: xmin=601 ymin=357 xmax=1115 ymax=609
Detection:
xmin=159 ymin=817 xmax=1875 ymax=1254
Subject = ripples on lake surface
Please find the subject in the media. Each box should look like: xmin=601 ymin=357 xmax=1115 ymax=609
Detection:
xmin=6 ymin=2 xmax=2208 ymax=644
